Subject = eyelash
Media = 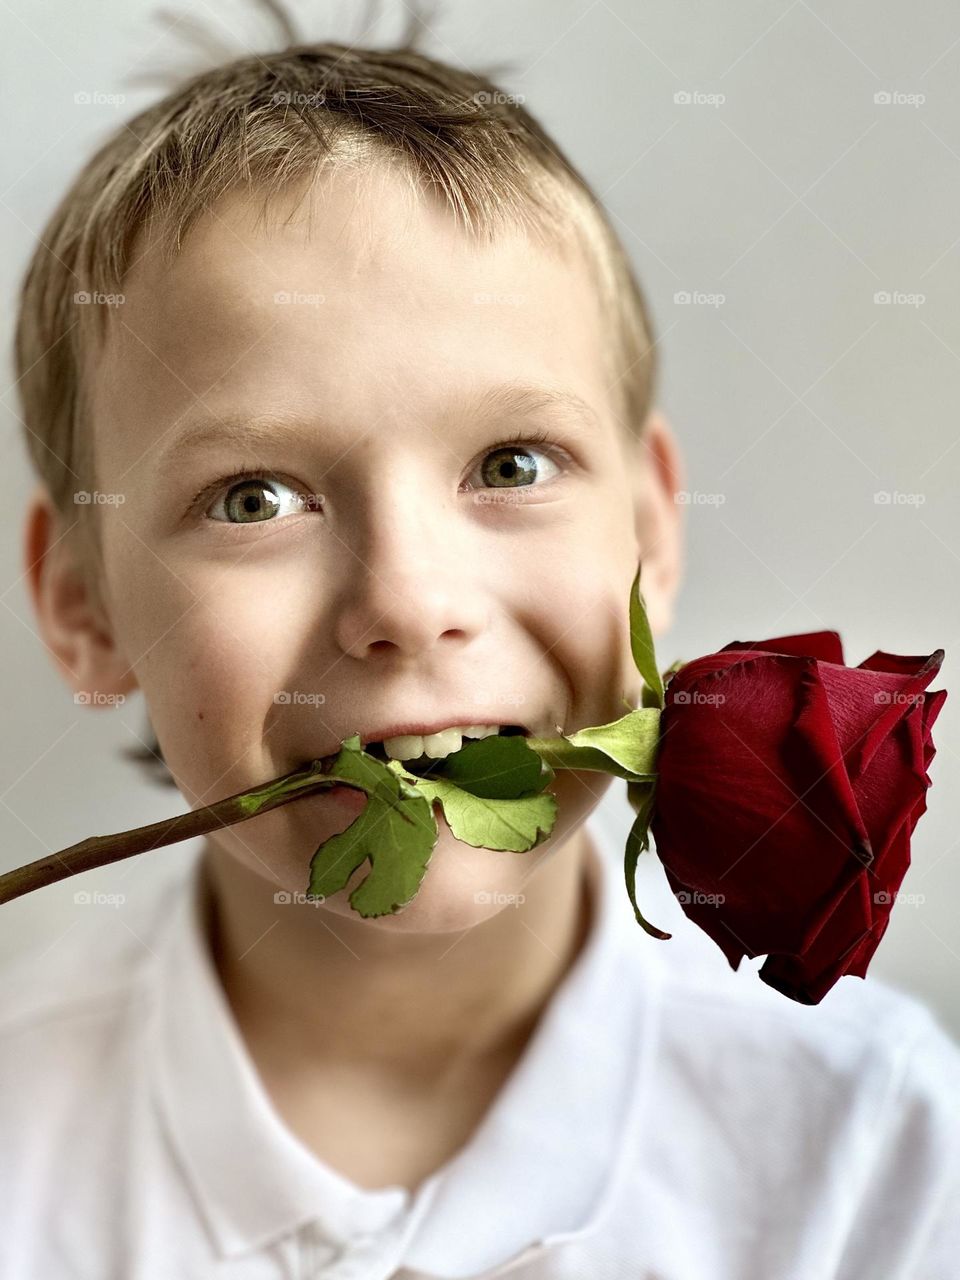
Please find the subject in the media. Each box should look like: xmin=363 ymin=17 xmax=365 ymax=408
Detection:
xmin=188 ymin=427 xmax=563 ymax=519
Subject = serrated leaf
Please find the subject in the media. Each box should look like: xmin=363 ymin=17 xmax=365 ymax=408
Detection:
xmin=564 ymin=708 xmax=661 ymax=777
xmin=629 ymin=563 xmax=664 ymax=709
xmin=307 ymin=740 xmax=438 ymax=918
xmin=409 ymin=773 xmax=558 ymax=852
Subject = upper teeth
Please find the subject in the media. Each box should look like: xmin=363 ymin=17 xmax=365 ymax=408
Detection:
xmin=380 ymin=724 xmax=504 ymax=761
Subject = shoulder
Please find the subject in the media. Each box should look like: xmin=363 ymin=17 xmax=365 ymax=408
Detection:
xmin=626 ymin=957 xmax=959 ymax=1271
xmin=0 ymin=870 xmax=200 ymax=1276
xmin=656 ymin=948 xmax=960 ymax=1108
xmin=658 ymin=958 xmax=960 ymax=1227
xmin=0 ymin=871 xmax=188 ymax=1097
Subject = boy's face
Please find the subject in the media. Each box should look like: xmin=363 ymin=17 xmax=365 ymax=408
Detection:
xmin=64 ymin=164 xmax=681 ymax=932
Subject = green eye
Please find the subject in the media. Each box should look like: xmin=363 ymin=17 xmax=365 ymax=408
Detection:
xmin=203 ymin=473 xmax=316 ymax=524
xmin=471 ymin=430 xmax=561 ymax=489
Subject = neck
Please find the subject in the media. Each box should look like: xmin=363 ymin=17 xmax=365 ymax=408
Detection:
xmin=199 ymin=827 xmax=599 ymax=1092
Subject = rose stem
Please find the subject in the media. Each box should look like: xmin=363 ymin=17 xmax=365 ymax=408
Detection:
xmin=0 ymin=758 xmax=356 ymax=907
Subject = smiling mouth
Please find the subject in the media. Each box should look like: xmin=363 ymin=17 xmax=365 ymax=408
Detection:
xmin=363 ymin=724 xmax=528 ymax=776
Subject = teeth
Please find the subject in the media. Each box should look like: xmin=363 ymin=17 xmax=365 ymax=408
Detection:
xmin=382 ymin=724 xmax=504 ymax=762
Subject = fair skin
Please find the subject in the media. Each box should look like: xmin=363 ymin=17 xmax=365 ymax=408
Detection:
xmin=25 ymin=162 xmax=685 ymax=1190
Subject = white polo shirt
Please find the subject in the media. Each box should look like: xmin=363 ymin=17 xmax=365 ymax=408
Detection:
xmin=1 ymin=804 xmax=959 ymax=1279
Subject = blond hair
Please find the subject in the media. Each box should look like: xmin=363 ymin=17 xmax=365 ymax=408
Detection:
xmin=14 ymin=3 xmax=658 ymax=784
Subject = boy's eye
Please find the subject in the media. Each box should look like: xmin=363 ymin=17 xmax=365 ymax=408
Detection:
xmin=466 ymin=433 xmax=561 ymax=490
xmin=205 ymin=474 xmax=311 ymax=524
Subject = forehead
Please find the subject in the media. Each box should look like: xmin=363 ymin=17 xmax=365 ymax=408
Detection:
xmin=93 ymin=164 xmax=615 ymax=467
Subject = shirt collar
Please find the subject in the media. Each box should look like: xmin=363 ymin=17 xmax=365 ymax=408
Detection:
xmin=149 ymin=812 xmax=664 ymax=1275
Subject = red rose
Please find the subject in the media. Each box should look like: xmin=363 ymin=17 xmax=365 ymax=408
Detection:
xmin=648 ymin=631 xmax=946 ymax=1005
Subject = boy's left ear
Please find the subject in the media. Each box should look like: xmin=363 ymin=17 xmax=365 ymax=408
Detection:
xmin=628 ymin=409 xmax=686 ymax=637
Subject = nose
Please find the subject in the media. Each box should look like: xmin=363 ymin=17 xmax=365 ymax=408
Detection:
xmin=331 ymin=486 xmax=488 ymax=661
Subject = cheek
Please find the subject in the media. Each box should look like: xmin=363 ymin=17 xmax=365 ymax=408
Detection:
xmin=517 ymin=536 xmax=640 ymax=729
xmin=106 ymin=547 xmax=307 ymax=798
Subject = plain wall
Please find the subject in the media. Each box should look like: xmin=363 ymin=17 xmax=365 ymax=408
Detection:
xmin=1 ymin=0 xmax=958 ymax=1035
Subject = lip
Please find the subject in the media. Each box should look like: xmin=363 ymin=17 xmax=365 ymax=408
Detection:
xmin=312 ymin=717 xmax=532 ymax=760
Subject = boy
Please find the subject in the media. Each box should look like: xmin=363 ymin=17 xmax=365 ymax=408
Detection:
xmin=4 ymin=13 xmax=959 ymax=1279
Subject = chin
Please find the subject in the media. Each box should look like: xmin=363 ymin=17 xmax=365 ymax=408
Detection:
xmin=316 ymin=808 xmax=548 ymax=935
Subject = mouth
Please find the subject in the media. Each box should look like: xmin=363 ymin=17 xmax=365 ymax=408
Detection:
xmin=361 ymin=723 xmax=529 ymax=776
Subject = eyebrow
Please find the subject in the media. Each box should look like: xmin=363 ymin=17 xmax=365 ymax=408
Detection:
xmin=156 ymin=383 xmax=602 ymax=466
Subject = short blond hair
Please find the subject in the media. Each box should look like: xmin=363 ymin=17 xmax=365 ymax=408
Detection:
xmin=14 ymin=7 xmax=658 ymax=783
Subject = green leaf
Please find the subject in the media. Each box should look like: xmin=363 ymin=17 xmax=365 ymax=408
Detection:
xmin=426 ymin=733 xmax=552 ymax=799
xmin=307 ymin=739 xmax=438 ymax=918
xmin=641 ymin=682 xmax=662 ymax=710
xmin=623 ymin=781 xmax=672 ymax=940
xmin=629 ymin=563 xmax=664 ymax=710
xmin=402 ymin=768 xmax=557 ymax=851
xmin=564 ymin=707 xmax=661 ymax=777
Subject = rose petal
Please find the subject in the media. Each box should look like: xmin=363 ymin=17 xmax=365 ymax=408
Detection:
xmin=721 ymin=631 xmax=845 ymax=665
xmin=846 ymin=650 xmax=944 ymax=783
xmin=652 ymin=657 xmax=870 ymax=956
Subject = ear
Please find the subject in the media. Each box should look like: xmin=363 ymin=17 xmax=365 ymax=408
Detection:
xmin=628 ymin=409 xmax=686 ymax=637
xmin=23 ymin=484 xmax=138 ymax=701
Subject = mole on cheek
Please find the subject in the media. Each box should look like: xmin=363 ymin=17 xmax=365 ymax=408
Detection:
xmin=198 ymin=711 xmax=204 ymax=721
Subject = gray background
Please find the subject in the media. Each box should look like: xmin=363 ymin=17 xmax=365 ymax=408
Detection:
xmin=1 ymin=1 xmax=958 ymax=1035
